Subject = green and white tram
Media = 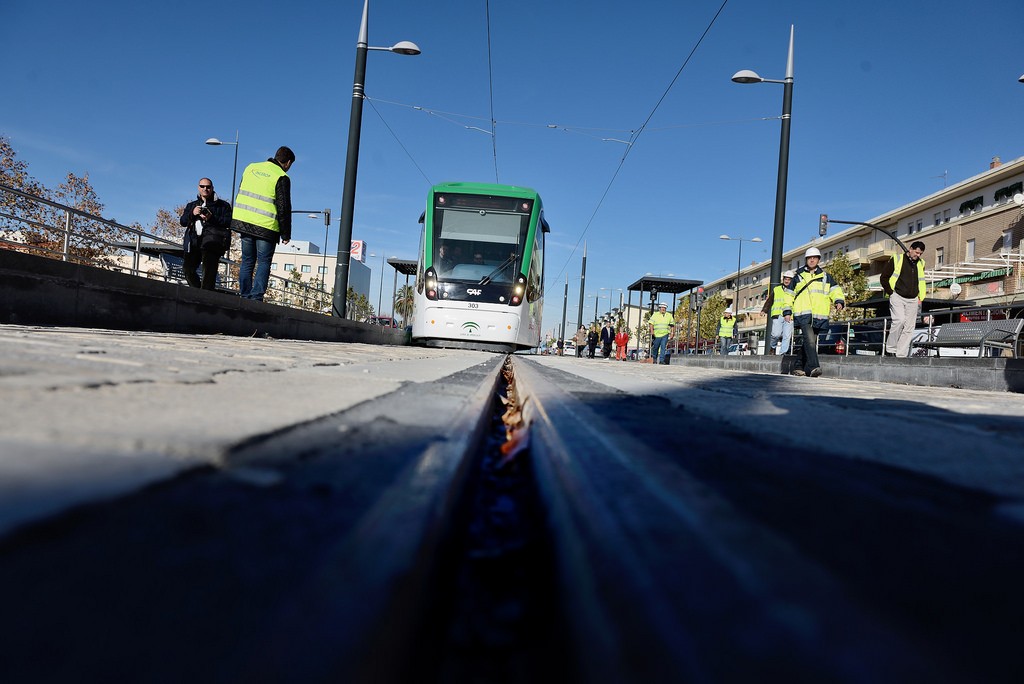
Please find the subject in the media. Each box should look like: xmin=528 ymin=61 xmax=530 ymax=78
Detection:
xmin=412 ymin=182 xmax=548 ymax=352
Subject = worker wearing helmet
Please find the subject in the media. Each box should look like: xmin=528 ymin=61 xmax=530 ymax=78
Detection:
xmin=648 ymin=302 xmax=675 ymax=364
xmin=787 ymin=247 xmax=845 ymax=377
xmin=761 ymin=270 xmax=796 ymax=355
xmin=718 ymin=307 xmax=736 ymax=356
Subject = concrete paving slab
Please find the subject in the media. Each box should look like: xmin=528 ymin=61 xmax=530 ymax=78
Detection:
xmin=0 ymin=325 xmax=492 ymax=536
xmin=524 ymin=355 xmax=1024 ymax=504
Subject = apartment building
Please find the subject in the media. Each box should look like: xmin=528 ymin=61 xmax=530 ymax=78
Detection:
xmin=705 ymin=155 xmax=1024 ymax=342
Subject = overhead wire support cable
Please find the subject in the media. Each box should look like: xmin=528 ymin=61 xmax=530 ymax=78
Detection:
xmin=364 ymin=95 xmax=433 ymax=186
xmin=485 ymin=0 xmax=499 ymax=183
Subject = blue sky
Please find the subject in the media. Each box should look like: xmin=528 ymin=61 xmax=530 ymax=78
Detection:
xmin=5 ymin=0 xmax=1024 ymax=334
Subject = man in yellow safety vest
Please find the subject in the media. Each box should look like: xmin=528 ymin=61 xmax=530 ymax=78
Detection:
xmin=880 ymin=240 xmax=926 ymax=357
xmin=231 ymin=146 xmax=295 ymax=301
xmin=718 ymin=307 xmax=736 ymax=355
xmin=648 ymin=302 xmax=675 ymax=364
xmin=761 ymin=270 xmax=795 ymax=355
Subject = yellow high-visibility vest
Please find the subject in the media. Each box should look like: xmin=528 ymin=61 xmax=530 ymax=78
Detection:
xmin=888 ymin=252 xmax=926 ymax=300
xmin=232 ymin=161 xmax=287 ymax=233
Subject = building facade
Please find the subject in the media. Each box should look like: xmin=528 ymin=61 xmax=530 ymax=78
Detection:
xmin=703 ymin=155 xmax=1024 ymax=343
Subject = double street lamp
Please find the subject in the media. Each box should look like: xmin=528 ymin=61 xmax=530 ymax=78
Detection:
xmin=732 ymin=24 xmax=794 ymax=353
xmin=720 ymin=235 xmax=762 ymax=315
xmin=204 ymin=131 xmax=239 ymax=205
xmin=333 ymin=0 xmax=420 ymax=319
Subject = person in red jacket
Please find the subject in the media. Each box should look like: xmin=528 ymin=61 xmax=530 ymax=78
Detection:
xmin=614 ymin=325 xmax=630 ymax=361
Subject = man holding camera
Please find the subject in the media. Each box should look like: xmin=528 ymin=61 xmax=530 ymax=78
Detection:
xmin=179 ymin=177 xmax=232 ymax=290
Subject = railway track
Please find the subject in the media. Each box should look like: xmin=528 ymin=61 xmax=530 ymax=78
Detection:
xmin=1 ymin=351 xmax=1022 ymax=682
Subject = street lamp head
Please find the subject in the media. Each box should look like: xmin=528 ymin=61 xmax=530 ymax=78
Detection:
xmin=719 ymin=234 xmax=731 ymax=240
xmin=390 ymin=40 xmax=421 ymax=55
xmin=731 ymin=69 xmax=763 ymax=84
xmin=205 ymin=138 xmax=223 ymax=145
xmin=1019 ymin=73 xmax=1024 ymax=83
xmin=751 ymin=237 xmax=763 ymax=243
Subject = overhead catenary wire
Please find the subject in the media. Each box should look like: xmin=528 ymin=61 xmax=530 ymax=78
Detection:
xmin=549 ymin=0 xmax=732 ymax=286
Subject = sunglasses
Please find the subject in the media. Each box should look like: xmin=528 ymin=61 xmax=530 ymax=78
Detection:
xmin=199 ymin=184 xmax=213 ymax=189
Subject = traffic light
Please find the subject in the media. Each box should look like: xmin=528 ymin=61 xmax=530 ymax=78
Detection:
xmin=695 ymin=286 xmax=705 ymax=308
xmin=818 ymin=214 xmax=829 ymax=236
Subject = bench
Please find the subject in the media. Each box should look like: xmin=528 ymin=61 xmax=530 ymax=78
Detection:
xmin=159 ymin=253 xmax=187 ymax=283
xmin=913 ymin=319 xmax=1024 ymax=358
xmin=159 ymin=252 xmax=232 ymax=292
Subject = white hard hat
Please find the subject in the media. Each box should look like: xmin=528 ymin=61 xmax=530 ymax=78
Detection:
xmin=804 ymin=247 xmax=821 ymax=258
xmin=724 ymin=307 xmax=733 ymax=314
xmin=783 ymin=270 xmax=795 ymax=278
xmin=658 ymin=302 xmax=667 ymax=308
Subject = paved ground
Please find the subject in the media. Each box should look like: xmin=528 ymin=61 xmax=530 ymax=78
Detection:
xmin=4 ymin=327 xmax=1024 ymax=682
xmin=0 ymin=325 xmax=493 ymax=537
xmin=527 ymin=354 xmax=1024 ymax=514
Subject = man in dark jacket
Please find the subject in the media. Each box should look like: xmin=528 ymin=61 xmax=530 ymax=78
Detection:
xmin=179 ymin=177 xmax=232 ymax=290
xmin=600 ymin=320 xmax=615 ymax=359
xmin=231 ymin=146 xmax=295 ymax=301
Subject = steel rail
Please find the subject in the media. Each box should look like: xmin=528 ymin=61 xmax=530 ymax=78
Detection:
xmin=509 ymin=355 xmax=946 ymax=681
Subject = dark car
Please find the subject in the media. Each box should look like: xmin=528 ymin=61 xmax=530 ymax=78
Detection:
xmin=816 ymin=322 xmax=885 ymax=355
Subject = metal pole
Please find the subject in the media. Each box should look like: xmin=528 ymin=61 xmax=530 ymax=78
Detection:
xmin=377 ymin=253 xmax=384 ymax=316
xmin=322 ymin=208 xmax=330 ymax=286
xmin=577 ymin=242 xmax=586 ymax=333
xmin=333 ymin=0 xmax=370 ymax=319
xmin=560 ymin=277 xmax=568 ymax=345
xmin=230 ymin=130 xmax=239 ymax=206
xmin=391 ymin=264 xmax=398 ymax=319
xmin=763 ymin=26 xmax=795 ymax=352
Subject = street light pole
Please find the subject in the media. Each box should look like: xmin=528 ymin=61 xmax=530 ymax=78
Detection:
xmin=720 ymin=235 xmax=762 ymax=351
xmin=733 ymin=25 xmax=794 ymax=355
xmin=332 ymin=0 xmax=420 ymax=319
xmin=204 ymin=130 xmax=239 ymax=204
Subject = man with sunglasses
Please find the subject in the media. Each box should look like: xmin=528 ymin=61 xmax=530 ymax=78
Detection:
xmin=179 ymin=178 xmax=232 ymax=290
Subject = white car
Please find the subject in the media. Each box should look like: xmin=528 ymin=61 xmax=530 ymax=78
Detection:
xmin=726 ymin=342 xmax=750 ymax=356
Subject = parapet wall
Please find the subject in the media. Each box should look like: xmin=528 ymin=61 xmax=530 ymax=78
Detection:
xmin=0 ymin=249 xmax=406 ymax=345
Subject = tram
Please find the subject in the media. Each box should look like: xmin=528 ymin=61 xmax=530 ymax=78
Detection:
xmin=411 ymin=182 xmax=549 ymax=352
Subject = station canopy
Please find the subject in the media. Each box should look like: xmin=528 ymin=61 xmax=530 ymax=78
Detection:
xmin=387 ymin=258 xmax=418 ymax=276
xmin=626 ymin=275 xmax=703 ymax=297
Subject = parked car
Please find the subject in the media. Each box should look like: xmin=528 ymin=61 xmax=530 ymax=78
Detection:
xmin=726 ymin=342 xmax=751 ymax=355
xmin=815 ymin=322 xmax=885 ymax=355
xmin=367 ymin=316 xmax=399 ymax=328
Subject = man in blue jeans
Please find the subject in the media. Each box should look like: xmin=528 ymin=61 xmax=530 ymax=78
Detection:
xmin=231 ymin=146 xmax=295 ymax=301
xmin=648 ymin=302 xmax=675 ymax=364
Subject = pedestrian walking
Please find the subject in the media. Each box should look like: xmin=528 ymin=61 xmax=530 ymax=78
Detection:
xmin=789 ymin=247 xmax=845 ymax=377
xmin=574 ymin=326 xmax=587 ymax=358
xmin=761 ymin=271 xmax=795 ymax=355
xmin=614 ymin=324 xmax=629 ymax=361
xmin=231 ymin=146 xmax=295 ymax=301
xmin=649 ymin=302 xmax=675 ymax=364
xmin=179 ymin=177 xmax=232 ymax=290
xmin=600 ymin=320 xmax=615 ymax=359
xmin=881 ymin=241 xmax=926 ymax=357
xmin=587 ymin=326 xmax=599 ymax=359
xmin=718 ymin=308 xmax=736 ymax=355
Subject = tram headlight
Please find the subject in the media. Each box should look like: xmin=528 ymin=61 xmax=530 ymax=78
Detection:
xmin=425 ymin=267 xmax=438 ymax=301
xmin=510 ymin=275 xmax=527 ymax=307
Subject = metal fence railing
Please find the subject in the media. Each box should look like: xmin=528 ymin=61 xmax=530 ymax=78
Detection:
xmin=1 ymin=182 xmax=334 ymax=315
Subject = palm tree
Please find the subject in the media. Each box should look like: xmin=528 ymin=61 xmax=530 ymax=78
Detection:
xmin=394 ymin=284 xmax=414 ymax=326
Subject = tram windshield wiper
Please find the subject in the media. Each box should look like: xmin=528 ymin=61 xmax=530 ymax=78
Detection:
xmin=478 ymin=253 xmax=518 ymax=286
